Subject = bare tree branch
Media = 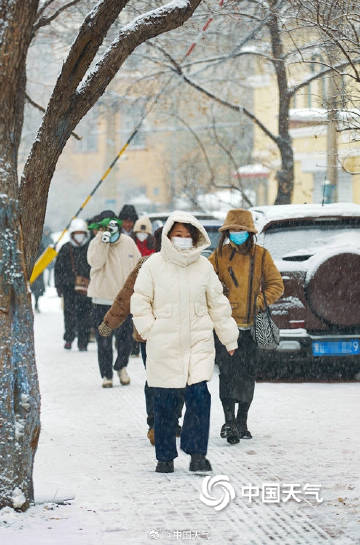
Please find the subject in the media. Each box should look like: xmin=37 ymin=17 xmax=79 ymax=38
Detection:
xmin=74 ymin=0 xmax=203 ymax=115
xmin=36 ymin=0 xmax=57 ymax=20
xmin=33 ymin=0 xmax=83 ymax=32
xmin=151 ymin=43 xmax=279 ymax=146
xmin=290 ymin=56 xmax=360 ymax=95
xmin=25 ymin=93 xmax=81 ymax=140
xmin=171 ymin=113 xmax=215 ymax=186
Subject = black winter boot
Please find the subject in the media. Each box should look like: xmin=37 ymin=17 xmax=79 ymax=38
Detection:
xmin=155 ymin=460 xmax=174 ymax=473
xmin=236 ymin=402 xmax=252 ymax=439
xmin=221 ymin=399 xmax=240 ymax=445
xmin=189 ymin=454 xmax=212 ymax=472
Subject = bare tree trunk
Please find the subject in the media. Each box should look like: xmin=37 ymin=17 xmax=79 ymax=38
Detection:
xmin=0 ymin=195 xmax=40 ymax=510
xmin=268 ymin=3 xmax=294 ymax=205
xmin=0 ymin=0 xmax=41 ymax=510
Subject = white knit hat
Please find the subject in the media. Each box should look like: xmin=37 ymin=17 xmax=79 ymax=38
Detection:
xmin=133 ymin=216 xmax=152 ymax=235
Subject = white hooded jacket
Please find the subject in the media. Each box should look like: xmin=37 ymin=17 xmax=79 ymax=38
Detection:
xmin=130 ymin=211 xmax=239 ymax=388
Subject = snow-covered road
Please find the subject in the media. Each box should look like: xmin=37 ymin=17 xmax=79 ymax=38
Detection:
xmin=0 ymin=289 xmax=359 ymax=545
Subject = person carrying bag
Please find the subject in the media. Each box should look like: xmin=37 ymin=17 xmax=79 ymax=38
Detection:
xmin=209 ymin=209 xmax=283 ymax=445
xmin=54 ymin=218 xmax=92 ymax=351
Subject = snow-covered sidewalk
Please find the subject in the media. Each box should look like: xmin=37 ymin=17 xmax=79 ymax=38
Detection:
xmin=0 ymin=290 xmax=359 ymax=545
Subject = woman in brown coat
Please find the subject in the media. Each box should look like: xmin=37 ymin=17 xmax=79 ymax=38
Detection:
xmin=209 ymin=209 xmax=283 ymax=445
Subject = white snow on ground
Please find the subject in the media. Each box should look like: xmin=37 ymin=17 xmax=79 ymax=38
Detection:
xmin=0 ymin=288 xmax=359 ymax=545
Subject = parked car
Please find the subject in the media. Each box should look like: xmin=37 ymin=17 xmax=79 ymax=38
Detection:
xmin=251 ymin=203 xmax=360 ymax=379
xmin=148 ymin=212 xmax=222 ymax=256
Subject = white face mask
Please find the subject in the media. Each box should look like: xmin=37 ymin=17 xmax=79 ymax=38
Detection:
xmin=136 ymin=232 xmax=148 ymax=242
xmin=73 ymin=233 xmax=87 ymax=245
xmin=172 ymin=236 xmax=193 ymax=250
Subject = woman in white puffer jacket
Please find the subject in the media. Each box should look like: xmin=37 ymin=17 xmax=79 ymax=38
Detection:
xmin=131 ymin=211 xmax=238 ymax=474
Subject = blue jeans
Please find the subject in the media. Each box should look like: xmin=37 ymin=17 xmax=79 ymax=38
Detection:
xmin=153 ymin=381 xmax=211 ymax=462
xmin=141 ymin=343 xmax=183 ymax=429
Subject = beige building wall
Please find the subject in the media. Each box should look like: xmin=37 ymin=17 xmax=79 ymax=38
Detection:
xmin=250 ymin=58 xmax=360 ymax=205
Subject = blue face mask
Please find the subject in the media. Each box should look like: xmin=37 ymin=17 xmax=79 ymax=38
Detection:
xmin=229 ymin=231 xmax=249 ymax=245
xmin=110 ymin=232 xmax=120 ymax=243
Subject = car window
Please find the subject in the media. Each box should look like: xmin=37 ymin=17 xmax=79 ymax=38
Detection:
xmin=205 ymin=227 xmax=221 ymax=251
xmin=263 ymin=220 xmax=360 ymax=260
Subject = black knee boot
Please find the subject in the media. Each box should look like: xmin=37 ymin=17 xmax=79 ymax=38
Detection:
xmin=236 ymin=401 xmax=252 ymax=438
xmin=221 ymin=399 xmax=240 ymax=445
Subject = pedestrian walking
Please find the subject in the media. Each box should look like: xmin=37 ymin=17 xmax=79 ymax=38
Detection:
xmin=132 ymin=216 xmax=155 ymax=256
xmin=87 ymin=210 xmax=141 ymax=388
xmin=54 ymin=218 xmax=92 ymax=351
xmin=31 ymin=272 xmax=45 ymax=312
xmin=131 ymin=211 xmax=238 ymax=474
xmin=98 ymin=228 xmax=183 ymax=446
xmin=209 ymin=209 xmax=283 ymax=444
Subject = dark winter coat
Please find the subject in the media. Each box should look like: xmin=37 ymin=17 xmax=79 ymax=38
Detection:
xmin=55 ymin=241 xmax=90 ymax=292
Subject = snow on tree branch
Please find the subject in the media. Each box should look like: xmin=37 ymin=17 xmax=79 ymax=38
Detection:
xmin=75 ymin=0 xmax=203 ymax=113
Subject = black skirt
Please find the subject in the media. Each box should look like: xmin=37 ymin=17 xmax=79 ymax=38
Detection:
xmin=215 ymin=330 xmax=257 ymax=403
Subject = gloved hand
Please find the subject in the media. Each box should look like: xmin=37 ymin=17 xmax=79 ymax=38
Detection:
xmin=101 ymin=231 xmax=111 ymax=243
xmin=98 ymin=321 xmax=113 ymax=337
xmin=56 ymin=288 xmax=63 ymax=297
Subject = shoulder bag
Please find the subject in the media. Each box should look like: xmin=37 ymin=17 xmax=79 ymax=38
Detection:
xmin=69 ymin=246 xmax=89 ymax=296
xmin=250 ymin=249 xmax=280 ymax=350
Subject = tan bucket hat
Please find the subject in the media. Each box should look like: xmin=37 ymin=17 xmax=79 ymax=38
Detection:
xmin=219 ymin=209 xmax=258 ymax=233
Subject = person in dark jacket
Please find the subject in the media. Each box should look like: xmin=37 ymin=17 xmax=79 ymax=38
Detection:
xmin=118 ymin=204 xmax=138 ymax=237
xmin=55 ymin=218 xmax=92 ymax=351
